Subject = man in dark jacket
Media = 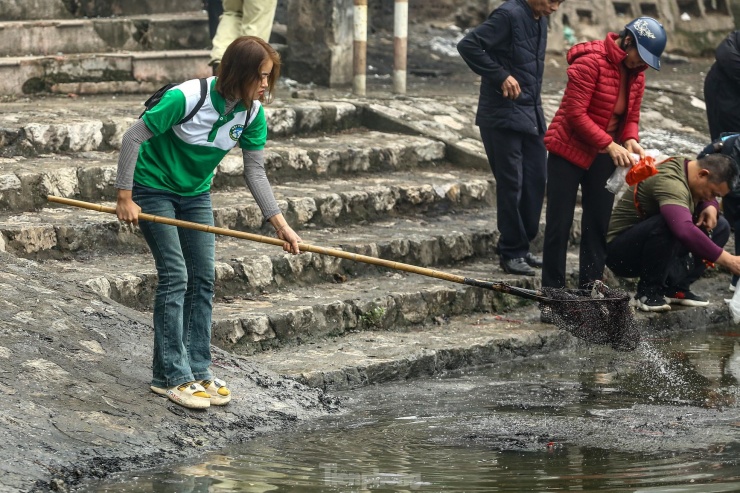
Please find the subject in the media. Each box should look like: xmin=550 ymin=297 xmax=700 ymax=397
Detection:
xmin=698 ymin=133 xmax=740 ymax=291
xmin=703 ymin=31 xmax=740 ymax=291
xmin=457 ymin=0 xmax=563 ymax=276
xmin=704 ymin=31 xmax=740 ymax=142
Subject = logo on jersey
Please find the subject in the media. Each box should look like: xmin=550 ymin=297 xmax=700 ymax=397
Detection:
xmin=229 ymin=124 xmax=244 ymax=141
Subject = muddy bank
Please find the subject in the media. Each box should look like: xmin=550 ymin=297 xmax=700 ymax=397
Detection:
xmin=0 ymin=251 xmax=339 ymax=492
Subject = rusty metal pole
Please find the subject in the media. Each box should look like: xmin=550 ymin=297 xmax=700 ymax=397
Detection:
xmin=353 ymin=0 xmax=367 ymax=96
xmin=393 ymin=0 xmax=408 ymax=94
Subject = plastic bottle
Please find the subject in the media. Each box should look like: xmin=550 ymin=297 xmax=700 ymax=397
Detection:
xmin=728 ymin=286 xmax=740 ymax=324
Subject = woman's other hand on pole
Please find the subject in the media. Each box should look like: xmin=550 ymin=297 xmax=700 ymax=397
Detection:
xmin=276 ymin=224 xmax=302 ymax=255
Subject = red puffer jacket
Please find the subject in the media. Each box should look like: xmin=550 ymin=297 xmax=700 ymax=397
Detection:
xmin=544 ymin=32 xmax=647 ymax=169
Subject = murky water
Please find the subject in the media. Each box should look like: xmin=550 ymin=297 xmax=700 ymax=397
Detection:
xmin=80 ymin=327 xmax=740 ymax=492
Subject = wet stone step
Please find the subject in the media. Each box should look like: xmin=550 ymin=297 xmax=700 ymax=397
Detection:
xmin=0 ymin=129 xmax=441 ymax=212
xmin=0 ymin=50 xmax=211 ymax=97
xmin=206 ymin=258 xmax=541 ymax=354
xmin=248 ymin=309 xmax=573 ymax=391
xmin=36 ymin=210 xmax=500 ymax=309
xmin=215 ymin=130 xmax=446 ymax=185
xmin=0 ymin=13 xmax=209 ymax=57
xmin=0 ymin=0 xmax=204 ymax=21
xmin=211 ymin=167 xmax=492 ymax=227
xmin=0 ymin=168 xmax=494 ymax=254
xmin=0 ymin=97 xmax=359 ymax=157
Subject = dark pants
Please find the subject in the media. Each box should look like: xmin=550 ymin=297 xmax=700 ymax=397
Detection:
xmin=542 ymin=153 xmax=616 ymax=289
xmin=206 ymin=0 xmax=224 ymax=40
xmin=479 ymin=126 xmax=546 ymax=260
xmin=606 ymin=213 xmax=730 ymax=297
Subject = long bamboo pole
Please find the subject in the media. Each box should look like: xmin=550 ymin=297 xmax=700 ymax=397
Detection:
xmin=46 ymin=195 xmax=555 ymax=303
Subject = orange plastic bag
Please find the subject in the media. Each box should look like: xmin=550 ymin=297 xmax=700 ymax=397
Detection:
xmin=625 ymin=155 xmax=657 ymax=186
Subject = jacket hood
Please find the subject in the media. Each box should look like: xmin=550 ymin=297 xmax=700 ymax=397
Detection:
xmin=566 ymin=32 xmax=628 ymax=67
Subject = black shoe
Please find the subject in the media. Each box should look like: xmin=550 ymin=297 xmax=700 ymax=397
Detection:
xmin=500 ymin=257 xmax=536 ymax=276
xmin=525 ymin=252 xmax=543 ymax=268
xmin=663 ymin=288 xmax=709 ymax=307
xmin=634 ymin=293 xmax=671 ymax=312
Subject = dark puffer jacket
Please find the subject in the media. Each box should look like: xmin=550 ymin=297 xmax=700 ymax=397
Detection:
xmin=705 ymin=30 xmax=740 ymax=141
xmin=544 ymin=33 xmax=647 ymax=169
xmin=456 ymin=0 xmax=548 ymax=135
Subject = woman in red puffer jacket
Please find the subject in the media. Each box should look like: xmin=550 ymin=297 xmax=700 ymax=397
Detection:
xmin=541 ymin=17 xmax=666 ymax=296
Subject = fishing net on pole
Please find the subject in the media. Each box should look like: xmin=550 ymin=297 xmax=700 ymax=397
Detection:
xmin=538 ymin=281 xmax=641 ymax=352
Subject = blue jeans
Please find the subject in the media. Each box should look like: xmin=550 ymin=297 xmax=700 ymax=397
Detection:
xmin=133 ymin=183 xmax=216 ymax=388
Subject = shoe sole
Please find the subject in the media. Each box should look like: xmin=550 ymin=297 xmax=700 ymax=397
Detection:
xmin=636 ymin=301 xmax=671 ymax=312
xmin=500 ymin=265 xmax=536 ymax=276
xmin=151 ymin=385 xmax=211 ymax=409
xmin=208 ymin=394 xmax=231 ymax=406
xmin=166 ymin=390 xmax=210 ymax=409
xmin=150 ymin=385 xmax=167 ymax=396
xmin=666 ymin=297 xmax=709 ymax=307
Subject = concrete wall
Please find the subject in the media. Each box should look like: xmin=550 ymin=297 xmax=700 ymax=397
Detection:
xmin=286 ymin=0 xmax=354 ymax=87
xmin=360 ymin=0 xmax=736 ymax=55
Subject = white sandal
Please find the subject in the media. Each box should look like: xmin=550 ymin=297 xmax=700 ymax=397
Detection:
xmin=200 ymin=378 xmax=231 ymax=405
xmin=160 ymin=381 xmax=211 ymax=409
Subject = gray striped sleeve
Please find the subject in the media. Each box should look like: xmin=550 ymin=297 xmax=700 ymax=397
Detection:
xmin=115 ymin=119 xmax=154 ymax=190
xmin=242 ymin=149 xmax=281 ymax=219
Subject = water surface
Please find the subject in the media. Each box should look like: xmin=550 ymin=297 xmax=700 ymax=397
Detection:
xmin=81 ymin=327 xmax=740 ymax=492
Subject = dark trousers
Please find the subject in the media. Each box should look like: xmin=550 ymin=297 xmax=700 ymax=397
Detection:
xmin=479 ymin=126 xmax=546 ymax=260
xmin=724 ymin=195 xmax=740 ymax=285
xmin=206 ymin=0 xmax=224 ymax=40
xmin=542 ymin=153 xmax=616 ymax=289
xmin=606 ymin=213 xmax=730 ymax=297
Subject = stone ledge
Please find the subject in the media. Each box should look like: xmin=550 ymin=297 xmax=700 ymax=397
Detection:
xmin=0 ymin=172 xmax=496 ymax=256
xmin=0 ymin=98 xmax=361 ymax=158
xmin=33 ymin=210 xmax=501 ymax=309
xmin=252 ymin=309 xmax=573 ymax=391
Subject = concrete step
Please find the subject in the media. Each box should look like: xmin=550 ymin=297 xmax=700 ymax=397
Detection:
xmin=6 ymin=209 xmax=501 ymax=309
xmin=0 ymin=153 xmax=462 ymax=221
xmin=243 ymin=272 xmax=732 ymax=391
xmin=1 ymin=50 xmax=211 ymax=96
xmin=0 ymin=137 xmax=452 ymax=214
xmin=249 ymin=308 xmax=571 ymax=391
xmin=207 ymin=257 xmax=541 ymax=354
xmin=0 ymin=97 xmax=361 ymax=158
xmin=1 ymin=43 xmax=288 ymax=96
xmin=217 ymin=129 xmax=446 ymax=184
xmin=0 ymin=0 xmax=204 ymax=21
xmin=0 ymin=12 xmax=209 ymax=57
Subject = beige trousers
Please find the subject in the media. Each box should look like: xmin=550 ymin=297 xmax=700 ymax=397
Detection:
xmin=210 ymin=0 xmax=278 ymax=64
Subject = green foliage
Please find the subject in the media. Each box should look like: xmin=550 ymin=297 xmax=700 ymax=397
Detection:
xmin=360 ymin=306 xmax=385 ymax=329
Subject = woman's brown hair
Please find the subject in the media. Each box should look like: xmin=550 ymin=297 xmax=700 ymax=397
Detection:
xmin=216 ymin=36 xmax=280 ymax=104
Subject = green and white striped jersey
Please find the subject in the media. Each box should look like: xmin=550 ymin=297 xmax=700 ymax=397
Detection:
xmin=136 ymin=77 xmax=267 ymax=196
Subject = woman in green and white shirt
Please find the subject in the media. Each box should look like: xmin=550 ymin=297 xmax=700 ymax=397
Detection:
xmin=115 ymin=36 xmax=300 ymax=410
